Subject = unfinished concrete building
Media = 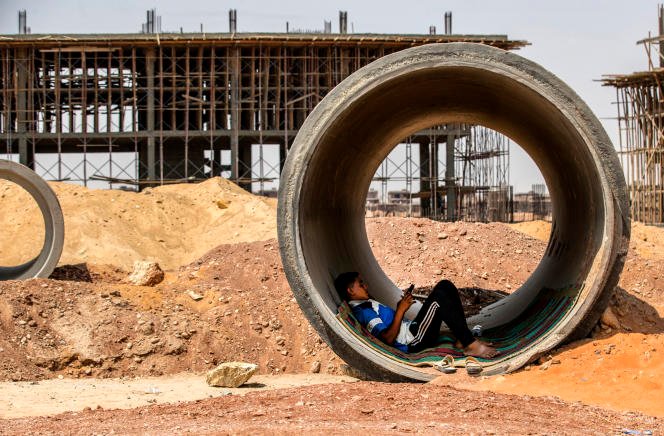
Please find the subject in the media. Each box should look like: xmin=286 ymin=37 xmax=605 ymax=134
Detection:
xmin=0 ymin=10 xmax=527 ymax=220
xmin=602 ymin=6 xmax=664 ymax=225
xmin=368 ymin=124 xmax=512 ymax=221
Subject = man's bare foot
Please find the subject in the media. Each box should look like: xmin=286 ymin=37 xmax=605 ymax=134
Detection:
xmin=456 ymin=339 xmax=494 ymax=349
xmin=464 ymin=340 xmax=499 ymax=358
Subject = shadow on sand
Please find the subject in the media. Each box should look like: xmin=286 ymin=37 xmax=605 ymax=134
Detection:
xmin=49 ymin=263 xmax=93 ymax=282
xmin=604 ymin=286 xmax=664 ymax=335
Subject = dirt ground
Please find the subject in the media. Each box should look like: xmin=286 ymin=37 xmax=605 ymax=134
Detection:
xmin=2 ymin=380 xmax=661 ymax=435
xmin=0 ymin=373 xmax=357 ymax=419
xmin=1 ymin=180 xmax=663 ymax=433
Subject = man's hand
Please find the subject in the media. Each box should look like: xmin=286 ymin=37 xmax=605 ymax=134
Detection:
xmin=379 ymin=292 xmax=414 ymax=345
xmin=396 ymin=292 xmax=414 ymax=314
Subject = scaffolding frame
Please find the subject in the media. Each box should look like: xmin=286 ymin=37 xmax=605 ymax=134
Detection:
xmin=366 ymin=124 xmax=512 ymax=222
xmin=456 ymin=126 xmax=511 ymax=222
xmin=1 ymin=32 xmax=527 ymax=219
xmin=603 ymin=30 xmax=664 ymax=224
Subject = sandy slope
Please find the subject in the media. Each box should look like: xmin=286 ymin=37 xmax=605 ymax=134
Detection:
xmin=0 ymin=178 xmax=276 ymax=270
xmin=499 ymin=219 xmax=664 ymax=417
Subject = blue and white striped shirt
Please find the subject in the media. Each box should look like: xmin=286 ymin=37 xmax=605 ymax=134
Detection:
xmin=348 ymin=299 xmax=414 ymax=352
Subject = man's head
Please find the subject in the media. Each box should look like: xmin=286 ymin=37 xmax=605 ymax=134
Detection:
xmin=334 ymin=271 xmax=369 ymax=301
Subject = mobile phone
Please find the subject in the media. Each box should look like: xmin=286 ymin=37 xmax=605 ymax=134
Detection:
xmin=405 ymin=284 xmax=415 ymax=294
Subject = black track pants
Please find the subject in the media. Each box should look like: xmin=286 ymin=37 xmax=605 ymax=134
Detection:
xmin=407 ymin=280 xmax=475 ymax=352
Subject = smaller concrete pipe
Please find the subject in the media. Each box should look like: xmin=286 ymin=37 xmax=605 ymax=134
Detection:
xmin=0 ymin=160 xmax=64 ymax=280
xmin=278 ymin=43 xmax=630 ymax=381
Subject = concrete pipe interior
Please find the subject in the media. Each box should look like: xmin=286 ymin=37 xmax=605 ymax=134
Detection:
xmin=0 ymin=160 xmax=65 ymax=280
xmin=278 ymin=43 xmax=629 ymax=381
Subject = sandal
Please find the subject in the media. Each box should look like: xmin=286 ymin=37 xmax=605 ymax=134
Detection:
xmin=434 ymin=355 xmax=457 ymax=374
xmin=465 ymin=356 xmax=483 ymax=376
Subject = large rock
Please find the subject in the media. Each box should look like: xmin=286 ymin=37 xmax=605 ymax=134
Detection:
xmin=127 ymin=261 xmax=164 ymax=286
xmin=206 ymin=362 xmax=258 ymax=388
xmin=600 ymin=306 xmax=622 ymax=330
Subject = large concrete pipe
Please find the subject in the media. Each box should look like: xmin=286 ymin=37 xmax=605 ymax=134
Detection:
xmin=278 ymin=43 xmax=630 ymax=380
xmin=0 ymin=160 xmax=64 ymax=280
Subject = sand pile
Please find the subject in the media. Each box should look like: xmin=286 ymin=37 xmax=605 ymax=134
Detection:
xmin=0 ymin=181 xmax=46 ymax=265
xmin=366 ymin=218 xmax=539 ymax=294
xmin=460 ymin=331 xmax=664 ymax=418
xmin=508 ymin=220 xmax=551 ymax=242
xmin=0 ymin=218 xmax=551 ymax=386
xmin=0 ymin=178 xmax=276 ymax=270
xmin=630 ymin=221 xmax=664 ymax=260
xmin=510 ymin=219 xmax=664 ymax=263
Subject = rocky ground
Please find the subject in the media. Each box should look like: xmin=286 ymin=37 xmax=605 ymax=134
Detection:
xmin=0 ymin=179 xmax=663 ymax=433
xmin=0 ymin=239 xmax=337 ymax=382
xmin=0 ymin=219 xmax=554 ymax=384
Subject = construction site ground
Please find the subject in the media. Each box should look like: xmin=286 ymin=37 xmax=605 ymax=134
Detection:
xmin=0 ymin=178 xmax=662 ymax=434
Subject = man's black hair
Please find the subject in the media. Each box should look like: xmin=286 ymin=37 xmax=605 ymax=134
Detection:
xmin=334 ymin=271 xmax=359 ymax=301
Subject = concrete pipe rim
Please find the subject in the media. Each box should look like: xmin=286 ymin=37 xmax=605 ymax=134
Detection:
xmin=278 ymin=43 xmax=630 ymax=381
xmin=0 ymin=160 xmax=65 ymax=280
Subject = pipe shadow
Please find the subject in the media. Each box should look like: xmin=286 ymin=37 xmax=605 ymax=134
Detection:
xmin=523 ymin=286 xmax=664 ymax=365
xmin=449 ymin=285 xmax=664 ymax=336
xmin=239 ymin=382 xmax=267 ymax=388
xmin=602 ymin=286 xmax=664 ymax=335
xmin=49 ymin=263 xmax=92 ymax=282
xmin=49 ymin=263 xmax=128 ymax=284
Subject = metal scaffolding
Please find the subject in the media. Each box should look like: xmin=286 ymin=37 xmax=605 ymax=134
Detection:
xmin=0 ymin=11 xmax=527 ymax=222
xmin=456 ymin=125 xmax=511 ymax=222
xmin=602 ymin=6 xmax=664 ymax=224
xmin=367 ymin=124 xmax=512 ymax=222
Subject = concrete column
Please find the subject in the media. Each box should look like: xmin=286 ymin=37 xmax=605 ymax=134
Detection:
xmin=445 ymin=131 xmax=456 ymax=221
xmin=16 ymin=48 xmax=33 ymax=168
xmin=279 ymin=140 xmax=287 ymax=172
xmin=230 ymin=47 xmax=240 ymax=181
xmin=418 ymin=139 xmax=431 ymax=217
xmin=145 ymin=48 xmax=156 ymax=182
xmin=238 ymin=138 xmax=253 ymax=192
xmin=430 ymin=139 xmax=439 ymax=219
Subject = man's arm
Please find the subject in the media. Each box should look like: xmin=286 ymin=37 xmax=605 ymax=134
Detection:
xmin=379 ymin=293 xmax=414 ymax=345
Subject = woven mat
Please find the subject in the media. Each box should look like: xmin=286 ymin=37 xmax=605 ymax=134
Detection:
xmin=336 ymin=287 xmax=575 ymax=367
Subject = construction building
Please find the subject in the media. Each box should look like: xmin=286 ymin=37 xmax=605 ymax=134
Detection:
xmin=602 ymin=6 xmax=664 ymax=225
xmin=1 ymin=9 xmax=528 ymax=221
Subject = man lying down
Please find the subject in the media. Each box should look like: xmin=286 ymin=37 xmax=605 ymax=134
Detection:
xmin=334 ymin=271 xmax=498 ymax=358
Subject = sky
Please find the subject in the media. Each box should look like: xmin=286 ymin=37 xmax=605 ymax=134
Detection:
xmin=1 ymin=0 xmax=661 ymax=192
